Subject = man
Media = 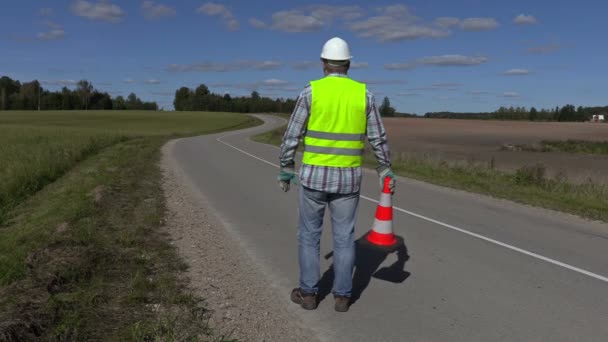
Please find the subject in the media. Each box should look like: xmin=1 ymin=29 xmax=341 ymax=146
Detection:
xmin=278 ymin=37 xmax=395 ymax=313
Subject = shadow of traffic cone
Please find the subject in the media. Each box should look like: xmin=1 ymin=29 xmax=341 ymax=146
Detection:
xmin=366 ymin=176 xmax=397 ymax=247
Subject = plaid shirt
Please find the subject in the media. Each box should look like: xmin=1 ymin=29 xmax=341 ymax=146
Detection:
xmin=279 ymin=74 xmax=391 ymax=194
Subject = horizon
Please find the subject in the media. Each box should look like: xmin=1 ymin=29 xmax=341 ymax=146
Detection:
xmin=2 ymin=0 xmax=607 ymax=112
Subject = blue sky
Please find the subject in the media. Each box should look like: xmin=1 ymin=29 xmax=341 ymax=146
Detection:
xmin=1 ymin=0 xmax=606 ymax=112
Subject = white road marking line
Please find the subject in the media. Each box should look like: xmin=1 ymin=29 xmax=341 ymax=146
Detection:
xmin=217 ymin=136 xmax=279 ymax=168
xmin=216 ymin=134 xmax=608 ymax=284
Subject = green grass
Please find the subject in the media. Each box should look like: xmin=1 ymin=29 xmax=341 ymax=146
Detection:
xmin=0 ymin=111 xmax=258 ymax=225
xmin=501 ymin=140 xmax=608 ymax=155
xmin=0 ymin=110 xmax=260 ymax=341
xmin=522 ymin=140 xmax=608 ymax=155
xmin=253 ymin=125 xmax=608 ymax=222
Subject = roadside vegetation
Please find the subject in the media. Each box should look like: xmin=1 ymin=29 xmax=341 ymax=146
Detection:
xmin=0 ymin=110 xmax=259 ymax=341
xmin=253 ymin=125 xmax=608 ymax=222
xmin=502 ymin=140 xmax=608 ymax=155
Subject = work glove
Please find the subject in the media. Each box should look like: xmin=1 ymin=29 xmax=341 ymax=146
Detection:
xmin=277 ymin=167 xmax=297 ymax=192
xmin=377 ymin=165 xmax=396 ymax=194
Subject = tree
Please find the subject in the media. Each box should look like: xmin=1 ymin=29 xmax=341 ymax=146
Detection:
xmin=113 ymin=96 xmax=126 ymax=110
xmin=529 ymin=107 xmax=538 ymax=121
xmin=15 ymin=80 xmax=41 ymax=110
xmin=77 ymin=80 xmax=93 ymax=110
xmin=0 ymin=76 xmax=157 ymax=111
xmin=379 ymin=96 xmax=396 ymax=117
xmin=0 ymin=76 xmax=20 ymax=110
xmin=195 ymin=84 xmax=210 ymax=97
xmin=559 ymin=104 xmax=576 ymax=122
xmin=174 ymin=87 xmax=192 ymax=111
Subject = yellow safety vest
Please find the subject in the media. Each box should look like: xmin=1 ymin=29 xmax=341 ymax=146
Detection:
xmin=303 ymin=76 xmax=367 ymax=167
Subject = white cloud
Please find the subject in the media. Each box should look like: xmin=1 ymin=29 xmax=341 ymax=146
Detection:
xmin=514 ymin=14 xmax=537 ymax=25
xmin=271 ymin=10 xmax=324 ymax=32
xmin=262 ymin=79 xmax=289 ymax=86
xmin=433 ymin=16 xmax=502 ymax=32
xmin=460 ymin=17 xmax=499 ymax=31
xmin=142 ymin=1 xmax=175 ymax=19
xmin=502 ymin=92 xmax=520 ymax=98
xmin=197 ymin=2 xmax=239 ymax=30
xmin=168 ymin=60 xmax=282 ymax=72
xmin=384 ymin=62 xmax=416 ymax=70
xmin=39 ymin=8 xmax=54 ymax=16
xmin=385 ymin=55 xmax=487 ymax=70
xmin=503 ymin=68 xmax=529 ymax=76
xmin=434 ymin=17 xmax=460 ymax=28
xmin=292 ymin=61 xmax=318 ymax=70
xmin=397 ymin=92 xmax=418 ymax=96
xmin=37 ymin=21 xmax=65 ymax=41
xmin=470 ymin=90 xmax=493 ymax=95
xmin=265 ymin=5 xmax=363 ymax=32
xmin=361 ymin=79 xmax=407 ymax=85
xmin=249 ymin=18 xmax=267 ymax=28
xmin=252 ymin=5 xmax=499 ymax=43
xmin=71 ymin=0 xmax=125 ymax=23
xmin=419 ymin=55 xmax=488 ymax=66
xmin=248 ymin=61 xmax=282 ymax=70
xmin=350 ymin=4 xmax=449 ymax=42
xmin=431 ymin=82 xmax=462 ymax=87
xmin=351 ymin=62 xmax=369 ymax=69
xmin=210 ymin=79 xmax=296 ymax=92
xmin=145 ymin=79 xmax=161 ymax=84
xmin=123 ymin=78 xmax=136 ymax=84
xmin=308 ymin=5 xmax=363 ymax=21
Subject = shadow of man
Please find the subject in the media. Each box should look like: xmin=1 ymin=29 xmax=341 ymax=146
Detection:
xmin=318 ymin=234 xmax=410 ymax=305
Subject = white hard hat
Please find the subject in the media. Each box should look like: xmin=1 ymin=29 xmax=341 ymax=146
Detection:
xmin=320 ymin=37 xmax=352 ymax=61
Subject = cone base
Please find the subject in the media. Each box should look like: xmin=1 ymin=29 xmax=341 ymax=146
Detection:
xmin=366 ymin=229 xmax=397 ymax=247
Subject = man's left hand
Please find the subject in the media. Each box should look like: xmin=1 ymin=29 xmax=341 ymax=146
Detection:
xmin=277 ymin=167 xmax=297 ymax=192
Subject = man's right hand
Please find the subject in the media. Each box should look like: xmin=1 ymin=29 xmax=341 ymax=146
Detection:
xmin=277 ymin=167 xmax=297 ymax=192
xmin=377 ymin=165 xmax=396 ymax=194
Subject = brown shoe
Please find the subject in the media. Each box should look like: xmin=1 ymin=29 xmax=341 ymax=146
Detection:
xmin=334 ymin=295 xmax=350 ymax=312
xmin=291 ymin=288 xmax=317 ymax=310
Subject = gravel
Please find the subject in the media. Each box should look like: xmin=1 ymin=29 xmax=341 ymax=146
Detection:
xmin=161 ymin=140 xmax=316 ymax=342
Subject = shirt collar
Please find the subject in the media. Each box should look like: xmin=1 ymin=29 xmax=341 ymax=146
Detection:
xmin=326 ymin=73 xmax=349 ymax=78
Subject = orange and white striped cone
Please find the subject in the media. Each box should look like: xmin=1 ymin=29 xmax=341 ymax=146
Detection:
xmin=366 ymin=176 xmax=397 ymax=247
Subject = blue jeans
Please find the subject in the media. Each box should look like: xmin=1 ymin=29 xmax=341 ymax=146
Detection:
xmin=298 ymin=186 xmax=360 ymax=297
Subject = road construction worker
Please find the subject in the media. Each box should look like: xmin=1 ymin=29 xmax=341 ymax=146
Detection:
xmin=278 ymin=37 xmax=395 ymax=313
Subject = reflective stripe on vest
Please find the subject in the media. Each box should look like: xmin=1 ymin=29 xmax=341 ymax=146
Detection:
xmin=303 ymin=76 xmax=367 ymax=168
xmin=306 ymin=130 xmax=366 ymax=141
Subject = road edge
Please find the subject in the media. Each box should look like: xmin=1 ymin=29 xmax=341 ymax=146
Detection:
xmin=161 ymin=138 xmax=319 ymax=342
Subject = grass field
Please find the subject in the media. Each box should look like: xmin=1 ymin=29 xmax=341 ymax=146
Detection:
xmin=509 ymin=140 xmax=608 ymax=155
xmin=0 ymin=110 xmax=260 ymax=341
xmin=253 ymin=123 xmax=608 ymax=222
xmin=382 ymin=118 xmax=608 ymax=183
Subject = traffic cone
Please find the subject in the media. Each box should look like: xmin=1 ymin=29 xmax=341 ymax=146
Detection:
xmin=366 ymin=176 xmax=397 ymax=247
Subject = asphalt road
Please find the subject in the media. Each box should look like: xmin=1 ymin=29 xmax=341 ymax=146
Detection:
xmin=169 ymin=114 xmax=608 ymax=342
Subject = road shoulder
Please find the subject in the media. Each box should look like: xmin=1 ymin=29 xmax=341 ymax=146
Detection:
xmin=161 ymin=139 xmax=317 ymax=342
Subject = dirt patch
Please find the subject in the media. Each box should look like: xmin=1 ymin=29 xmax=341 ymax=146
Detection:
xmin=383 ymin=118 xmax=608 ymax=183
xmin=161 ymin=140 xmax=316 ymax=342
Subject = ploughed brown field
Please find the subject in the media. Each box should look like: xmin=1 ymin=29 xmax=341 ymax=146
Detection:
xmin=383 ymin=118 xmax=608 ymax=183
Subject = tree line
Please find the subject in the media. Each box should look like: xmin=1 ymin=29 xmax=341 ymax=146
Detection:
xmin=173 ymin=86 xmax=413 ymax=119
xmin=0 ymin=76 xmax=158 ymax=111
xmin=173 ymin=84 xmax=296 ymax=113
xmin=424 ymin=105 xmax=608 ymax=122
